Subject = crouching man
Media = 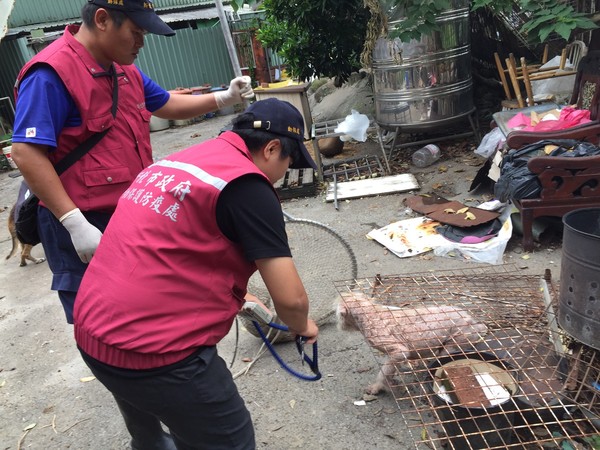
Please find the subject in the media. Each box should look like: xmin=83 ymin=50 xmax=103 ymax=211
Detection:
xmin=73 ymin=98 xmax=319 ymax=449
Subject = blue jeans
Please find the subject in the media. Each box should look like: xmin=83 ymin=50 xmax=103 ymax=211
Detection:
xmin=37 ymin=206 xmax=111 ymax=323
xmin=80 ymin=346 xmax=255 ymax=450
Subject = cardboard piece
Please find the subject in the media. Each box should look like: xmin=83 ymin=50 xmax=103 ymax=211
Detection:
xmin=405 ymin=194 xmax=453 ymax=214
xmin=366 ymin=217 xmax=446 ymax=258
xmin=488 ymin=150 xmax=504 ymax=182
xmin=405 ymin=194 xmax=499 ymax=227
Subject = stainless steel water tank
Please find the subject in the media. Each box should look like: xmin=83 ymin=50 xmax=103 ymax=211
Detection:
xmin=373 ymin=0 xmax=473 ymax=130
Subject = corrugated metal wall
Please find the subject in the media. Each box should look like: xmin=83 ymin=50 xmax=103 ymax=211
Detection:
xmin=0 ymin=37 xmax=33 ymax=120
xmin=0 ymin=26 xmax=236 ymax=103
xmin=8 ymin=0 xmax=215 ymax=28
xmin=136 ymin=26 xmax=235 ymax=90
xmin=8 ymin=0 xmax=81 ymax=28
xmin=154 ymin=0 xmax=215 ymax=8
xmin=0 ymin=3 xmax=285 ymax=121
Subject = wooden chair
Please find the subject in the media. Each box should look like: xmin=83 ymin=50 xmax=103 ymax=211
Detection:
xmin=566 ymin=40 xmax=587 ymax=70
xmin=506 ymin=50 xmax=600 ymax=149
xmin=494 ymin=45 xmax=553 ymax=109
xmin=501 ymin=49 xmax=574 ymax=109
xmin=499 ymin=51 xmax=600 ymax=251
xmin=494 ymin=45 xmax=569 ymax=110
xmin=494 ymin=52 xmax=522 ymax=109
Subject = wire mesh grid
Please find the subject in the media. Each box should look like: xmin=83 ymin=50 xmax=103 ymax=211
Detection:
xmin=243 ymin=215 xmax=357 ymax=342
xmin=334 ymin=265 xmax=600 ymax=449
xmin=322 ymin=155 xmax=386 ymax=183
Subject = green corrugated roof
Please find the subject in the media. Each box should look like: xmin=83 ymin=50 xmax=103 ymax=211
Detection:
xmin=7 ymin=0 xmax=219 ymax=30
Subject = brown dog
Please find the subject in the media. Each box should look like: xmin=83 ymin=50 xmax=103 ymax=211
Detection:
xmin=336 ymin=291 xmax=488 ymax=394
xmin=5 ymin=204 xmax=46 ymax=267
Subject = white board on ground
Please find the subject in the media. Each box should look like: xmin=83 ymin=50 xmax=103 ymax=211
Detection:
xmin=326 ymin=173 xmax=419 ymax=202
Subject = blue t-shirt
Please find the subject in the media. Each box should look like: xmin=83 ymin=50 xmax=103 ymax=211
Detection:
xmin=12 ymin=65 xmax=170 ymax=149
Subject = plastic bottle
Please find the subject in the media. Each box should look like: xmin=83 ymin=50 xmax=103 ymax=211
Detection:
xmin=412 ymin=144 xmax=441 ymax=168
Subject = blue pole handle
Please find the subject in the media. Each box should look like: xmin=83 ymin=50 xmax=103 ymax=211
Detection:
xmin=252 ymin=321 xmax=321 ymax=381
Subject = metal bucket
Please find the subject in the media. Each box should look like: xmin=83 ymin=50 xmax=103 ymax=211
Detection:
xmin=372 ymin=0 xmax=473 ymax=129
xmin=559 ymin=208 xmax=600 ymax=349
xmin=150 ymin=115 xmax=170 ymax=132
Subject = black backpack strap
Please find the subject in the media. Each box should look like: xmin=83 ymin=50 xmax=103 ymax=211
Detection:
xmin=54 ymin=66 xmax=119 ymax=176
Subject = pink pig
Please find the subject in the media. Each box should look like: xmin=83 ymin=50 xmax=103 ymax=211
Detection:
xmin=336 ymin=292 xmax=488 ymax=394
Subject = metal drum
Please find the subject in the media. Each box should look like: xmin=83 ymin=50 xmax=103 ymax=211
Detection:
xmin=373 ymin=0 xmax=473 ymax=129
xmin=559 ymin=208 xmax=600 ymax=350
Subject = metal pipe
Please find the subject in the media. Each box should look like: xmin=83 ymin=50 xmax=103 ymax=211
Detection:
xmin=333 ymin=173 xmax=339 ymax=211
xmin=214 ymin=0 xmax=242 ymax=78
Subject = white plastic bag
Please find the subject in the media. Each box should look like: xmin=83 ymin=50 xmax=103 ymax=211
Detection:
xmin=334 ymin=110 xmax=370 ymax=142
xmin=433 ymin=205 xmax=513 ymax=265
xmin=475 ymin=127 xmax=505 ymax=159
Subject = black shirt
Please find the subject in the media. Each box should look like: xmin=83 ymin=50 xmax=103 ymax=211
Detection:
xmin=216 ymin=174 xmax=291 ymax=261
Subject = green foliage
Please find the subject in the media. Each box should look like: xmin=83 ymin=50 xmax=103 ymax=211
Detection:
xmin=232 ymin=0 xmax=597 ymax=87
xmin=388 ymin=0 xmax=453 ymax=42
xmin=256 ymin=0 xmax=370 ymax=86
xmin=229 ymin=0 xmax=248 ymax=12
xmin=584 ymin=434 xmax=600 ymax=450
xmin=470 ymin=0 xmax=513 ymax=12
xmin=237 ymin=0 xmax=593 ymax=44
xmin=308 ymin=78 xmax=330 ymax=94
xmin=520 ymin=0 xmax=597 ymax=42
xmin=470 ymin=0 xmax=598 ymax=43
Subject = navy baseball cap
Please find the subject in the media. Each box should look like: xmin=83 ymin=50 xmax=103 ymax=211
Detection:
xmin=234 ymin=98 xmax=317 ymax=170
xmin=88 ymin=0 xmax=175 ymax=36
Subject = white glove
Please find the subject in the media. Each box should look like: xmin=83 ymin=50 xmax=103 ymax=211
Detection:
xmin=59 ymin=208 xmax=103 ymax=264
xmin=214 ymin=76 xmax=254 ymax=109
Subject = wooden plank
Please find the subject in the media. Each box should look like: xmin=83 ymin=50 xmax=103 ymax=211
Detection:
xmin=276 ymin=168 xmax=317 ymax=200
xmin=325 ymin=173 xmax=419 ymax=202
xmin=287 ymin=169 xmax=300 ymax=187
xmin=301 ymin=168 xmax=314 ymax=184
xmin=443 ymin=365 xmax=490 ymax=408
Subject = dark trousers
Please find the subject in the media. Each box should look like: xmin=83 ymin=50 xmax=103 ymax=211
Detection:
xmin=38 ymin=206 xmax=112 ymax=324
xmin=80 ymin=346 xmax=255 ymax=450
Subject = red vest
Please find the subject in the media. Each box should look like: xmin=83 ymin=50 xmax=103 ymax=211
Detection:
xmin=15 ymin=25 xmax=153 ymax=212
xmin=74 ymin=132 xmax=275 ymax=369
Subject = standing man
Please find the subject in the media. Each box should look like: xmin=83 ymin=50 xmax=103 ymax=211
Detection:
xmin=11 ymin=0 xmax=253 ymax=324
xmin=74 ymin=98 xmax=319 ymax=449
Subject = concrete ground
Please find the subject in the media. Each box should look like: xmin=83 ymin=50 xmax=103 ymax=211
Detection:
xmin=0 ymin=113 xmax=562 ymax=449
